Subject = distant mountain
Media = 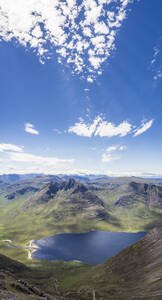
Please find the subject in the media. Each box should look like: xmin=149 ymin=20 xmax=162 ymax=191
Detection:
xmin=24 ymin=178 xmax=108 ymax=222
xmin=0 ymin=173 xmax=44 ymax=183
xmin=27 ymin=178 xmax=88 ymax=205
xmin=115 ymin=181 xmax=162 ymax=209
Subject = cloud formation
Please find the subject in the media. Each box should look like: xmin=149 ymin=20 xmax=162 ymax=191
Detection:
xmin=0 ymin=0 xmax=132 ymax=81
xmin=7 ymin=151 xmax=73 ymax=165
xmin=68 ymin=116 xmax=153 ymax=138
xmin=25 ymin=123 xmax=39 ymax=135
xmin=102 ymin=153 xmax=120 ymax=163
xmin=102 ymin=143 xmax=127 ymax=163
xmin=68 ymin=116 xmax=101 ymax=137
xmin=95 ymin=120 xmax=131 ymax=137
xmin=0 ymin=143 xmax=23 ymax=152
xmin=106 ymin=145 xmax=118 ymax=152
xmin=151 ymin=39 xmax=162 ymax=81
xmin=0 ymin=144 xmax=74 ymax=174
xmin=134 ymin=119 xmax=154 ymax=137
xmin=106 ymin=145 xmax=127 ymax=152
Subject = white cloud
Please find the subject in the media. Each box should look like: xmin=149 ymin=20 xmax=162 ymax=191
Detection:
xmin=106 ymin=145 xmax=127 ymax=152
xmin=68 ymin=116 xmax=101 ymax=137
xmin=0 ymin=142 xmax=74 ymax=174
xmin=0 ymin=150 xmax=74 ymax=174
xmin=0 ymin=0 xmax=132 ymax=81
xmin=102 ymin=153 xmax=120 ymax=163
xmin=151 ymin=39 xmax=162 ymax=81
xmin=154 ymin=71 xmax=162 ymax=81
xmin=106 ymin=145 xmax=118 ymax=152
xmin=151 ymin=46 xmax=159 ymax=65
xmin=102 ymin=144 xmax=127 ymax=163
xmin=68 ymin=116 xmax=132 ymax=137
xmin=7 ymin=151 xmax=73 ymax=165
xmin=95 ymin=120 xmax=132 ymax=137
xmin=69 ymin=116 xmax=154 ymax=138
xmin=134 ymin=119 xmax=154 ymax=137
xmin=119 ymin=145 xmax=127 ymax=151
xmin=25 ymin=123 xmax=39 ymax=135
xmin=0 ymin=143 xmax=23 ymax=152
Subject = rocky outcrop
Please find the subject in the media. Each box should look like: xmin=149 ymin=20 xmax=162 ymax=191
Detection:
xmin=27 ymin=178 xmax=88 ymax=206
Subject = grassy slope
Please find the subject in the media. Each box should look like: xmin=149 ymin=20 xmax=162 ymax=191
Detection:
xmin=55 ymin=227 xmax=162 ymax=299
xmin=1 ymin=227 xmax=162 ymax=300
xmin=0 ymin=178 xmax=162 ymax=263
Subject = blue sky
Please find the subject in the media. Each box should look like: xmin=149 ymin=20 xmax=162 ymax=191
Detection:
xmin=0 ymin=0 xmax=162 ymax=176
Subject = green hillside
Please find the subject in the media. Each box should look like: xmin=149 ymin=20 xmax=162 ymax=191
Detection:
xmin=0 ymin=177 xmax=162 ymax=254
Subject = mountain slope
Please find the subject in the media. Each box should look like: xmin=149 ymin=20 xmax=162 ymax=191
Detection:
xmin=115 ymin=182 xmax=162 ymax=208
xmin=1 ymin=227 xmax=162 ymax=299
xmin=0 ymin=253 xmax=57 ymax=299
xmin=59 ymin=227 xmax=162 ymax=299
xmin=24 ymin=178 xmax=109 ymax=222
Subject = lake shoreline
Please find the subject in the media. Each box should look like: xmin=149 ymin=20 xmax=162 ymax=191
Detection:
xmin=30 ymin=230 xmax=146 ymax=264
xmin=0 ymin=230 xmax=147 ymax=262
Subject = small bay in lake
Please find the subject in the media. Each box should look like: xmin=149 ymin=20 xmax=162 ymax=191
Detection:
xmin=32 ymin=231 xmax=146 ymax=264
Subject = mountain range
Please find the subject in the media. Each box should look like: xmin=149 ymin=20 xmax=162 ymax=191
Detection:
xmin=0 ymin=175 xmax=162 ymax=246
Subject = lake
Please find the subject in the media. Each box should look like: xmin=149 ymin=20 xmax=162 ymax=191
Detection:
xmin=32 ymin=231 xmax=146 ymax=263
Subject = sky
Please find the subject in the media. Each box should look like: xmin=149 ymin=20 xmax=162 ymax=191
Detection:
xmin=0 ymin=0 xmax=162 ymax=177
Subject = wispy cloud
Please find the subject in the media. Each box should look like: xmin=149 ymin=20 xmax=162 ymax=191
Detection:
xmin=106 ymin=145 xmax=127 ymax=152
xmin=68 ymin=116 xmax=153 ymax=138
xmin=106 ymin=145 xmax=118 ymax=152
xmin=53 ymin=129 xmax=62 ymax=134
xmin=102 ymin=153 xmax=120 ymax=163
xmin=0 ymin=147 xmax=74 ymax=174
xmin=154 ymin=71 xmax=162 ymax=81
xmin=151 ymin=38 xmax=162 ymax=81
xmin=102 ymin=144 xmax=127 ymax=163
xmin=151 ymin=46 xmax=159 ymax=66
xmin=119 ymin=145 xmax=127 ymax=151
xmin=0 ymin=143 xmax=23 ymax=152
xmin=134 ymin=119 xmax=154 ymax=137
xmin=7 ymin=151 xmax=73 ymax=165
xmin=25 ymin=123 xmax=39 ymax=135
xmin=0 ymin=0 xmax=132 ymax=81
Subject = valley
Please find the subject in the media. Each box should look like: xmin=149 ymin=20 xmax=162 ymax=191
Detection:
xmin=0 ymin=175 xmax=162 ymax=299
xmin=0 ymin=175 xmax=162 ymax=262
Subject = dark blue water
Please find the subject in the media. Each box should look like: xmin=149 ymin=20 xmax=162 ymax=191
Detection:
xmin=32 ymin=231 xmax=146 ymax=264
